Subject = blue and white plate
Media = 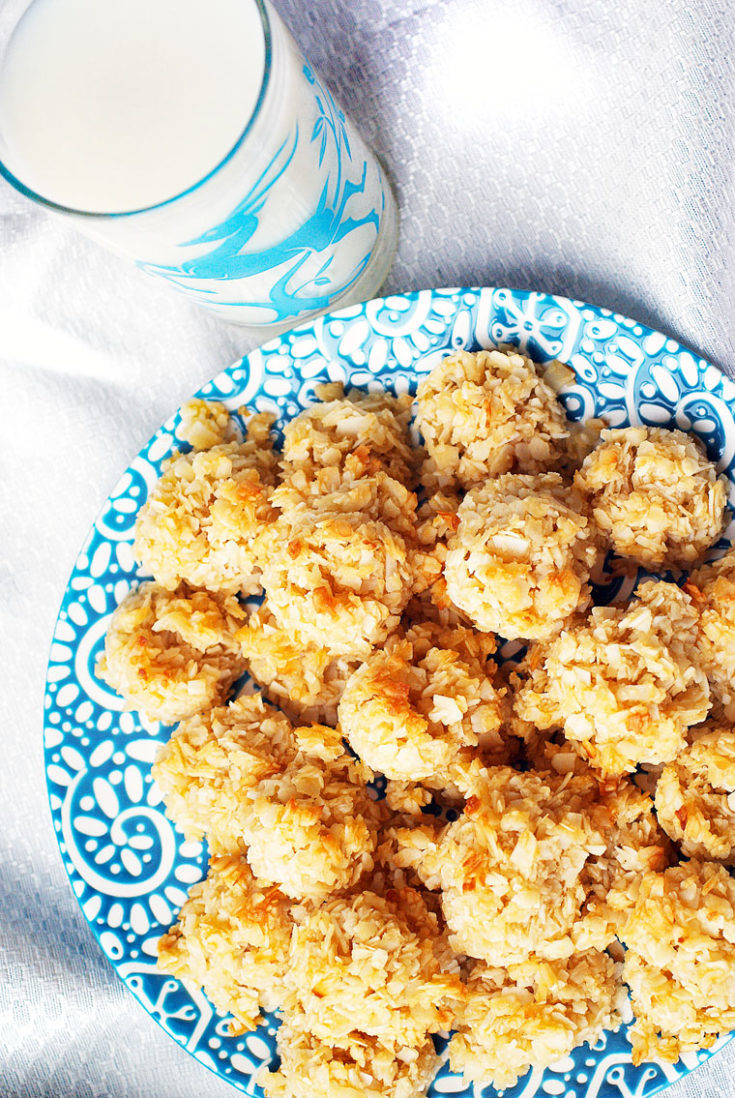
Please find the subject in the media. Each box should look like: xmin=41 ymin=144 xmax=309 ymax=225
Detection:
xmin=44 ymin=287 xmax=735 ymax=1098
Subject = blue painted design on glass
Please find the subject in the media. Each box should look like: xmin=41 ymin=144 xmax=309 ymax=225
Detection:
xmin=139 ymin=64 xmax=385 ymax=324
xmin=45 ymin=288 xmax=735 ymax=1098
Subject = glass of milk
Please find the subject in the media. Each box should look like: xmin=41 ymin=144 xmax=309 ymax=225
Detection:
xmin=0 ymin=0 xmax=398 ymax=333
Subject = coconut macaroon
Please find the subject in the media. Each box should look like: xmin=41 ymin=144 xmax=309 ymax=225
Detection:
xmin=687 ymin=549 xmax=735 ymax=721
xmin=445 ymin=473 xmax=599 ymax=641
xmin=134 ymin=416 xmax=277 ymax=596
xmin=337 ymin=623 xmax=507 ymax=783
xmin=516 ymin=580 xmax=711 ymax=778
xmin=256 ymin=474 xmax=420 ymax=659
xmin=415 ymin=347 xmax=569 ymax=489
xmin=238 ymin=724 xmax=382 ymax=900
xmin=580 ymin=781 xmax=675 ymax=943
xmin=157 ymin=855 xmax=292 ymax=1034
xmin=391 ymin=767 xmax=610 ymax=965
xmin=280 ymin=383 xmax=416 ymax=486
xmin=504 ymin=753 xmax=673 ymax=914
xmin=619 ymin=860 xmax=735 ymax=1064
xmin=655 ymin=726 xmax=735 ymax=862
xmin=261 ymin=1025 xmax=441 ymax=1098
xmin=96 ymin=581 xmax=246 ymax=723
xmin=152 ymin=695 xmax=297 ymax=852
xmin=448 ymin=952 xmax=623 ymax=1091
xmin=237 ymin=602 xmax=358 ymax=725
xmin=575 ymin=425 xmax=728 ymax=569
xmin=282 ymin=888 xmax=463 ymax=1051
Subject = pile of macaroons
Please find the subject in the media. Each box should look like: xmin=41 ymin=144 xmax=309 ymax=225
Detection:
xmin=97 ymin=347 xmax=735 ymax=1096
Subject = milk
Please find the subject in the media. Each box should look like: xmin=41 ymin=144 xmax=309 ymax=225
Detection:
xmin=0 ymin=0 xmax=266 ymax=212
xmin=0 ymin=0 xmax=397 ymax=329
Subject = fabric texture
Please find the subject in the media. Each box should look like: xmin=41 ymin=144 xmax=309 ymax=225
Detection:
xmin=1 ymin=0 xmax=735 ymax=1095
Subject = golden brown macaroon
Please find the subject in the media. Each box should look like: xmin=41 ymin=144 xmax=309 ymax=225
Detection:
xmin=655 ymin=725 xmax=735 ymax=862
xmin=134 ymin=414 xmax=277 ymax=596
xmin=281 ymin=887 xmax=463 ymax=1051
xmin=390 ymin=766 xmax=610 ymax=965
xmin=687 ymin=549 xmax=735 ymax=721
xmin=152 ymin=694 xmax=297 ymax=852
xmin=520 ymin=694 xmax=677 ymax=918
xmin=619 ymin=860 xmax=735 ymax=1064
xmin=338 ymin=623 xmax=506 ymax=783
xmin=261 ymin=1025 xmax=440 ymax=1098
xmin=157 ymin=855 xmax=292 ymax=1034
xmin=237 ymin=601 xmax=358 ymax=725
xmin=280 ymin=383 xmax=416 ymax=486
xmin=96 ymin=581 xmax=246 ymax=723
xmin=580 ymin=780 xmax=675 ymax=944
xmin=520 ymin=725 xmax=674 ymax=917
xmin=445 ymin=472 xmax=599 ymax=641
xmin=415 ymin=347 xmax=569 ymax=489
xmin=575 ymin=425 xmax=728 ymax=569
xmin=515 ymin=580 xmax=711 ymax=778
xmin=256 ymin=474 xmax=420 ymax=659
xmin=448 ymin=952 xmax=623 ymax=1091
xmin=238 ymin=723 xmax=382 ymax=900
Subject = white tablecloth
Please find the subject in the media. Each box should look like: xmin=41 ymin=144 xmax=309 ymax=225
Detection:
xmin=2 ymin=1 xmax=734 ymax=1095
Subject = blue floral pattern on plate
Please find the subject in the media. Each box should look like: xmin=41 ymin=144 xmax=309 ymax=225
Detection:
xmin=44 ymin=287 xmax=735 ymax=1098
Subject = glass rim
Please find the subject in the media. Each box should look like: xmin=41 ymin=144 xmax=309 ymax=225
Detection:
xmin=0 ymin=0 xmax=273 ymax=219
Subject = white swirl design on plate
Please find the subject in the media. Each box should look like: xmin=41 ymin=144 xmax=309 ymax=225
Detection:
xmin=44 ymin=288 xmax=735 ymax=1098
xmin=61 ymin=766 xmax=178 ymax=901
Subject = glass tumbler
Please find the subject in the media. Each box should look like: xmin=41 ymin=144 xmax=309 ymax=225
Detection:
xmin=0 ymin=0 xmax=398 ymax=333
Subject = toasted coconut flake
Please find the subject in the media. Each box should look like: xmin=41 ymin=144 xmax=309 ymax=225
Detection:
xmin=176 ymin=398 xmax=241 ymax=450
xmin=542 ymin=359 xmax=576 ymax=393
xmin=521 ymin=726 xmax=592 ymax=778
